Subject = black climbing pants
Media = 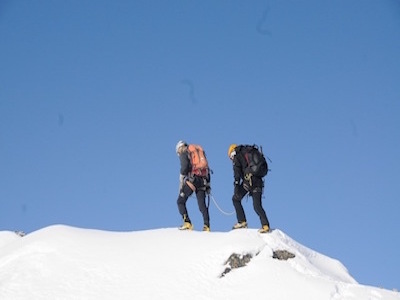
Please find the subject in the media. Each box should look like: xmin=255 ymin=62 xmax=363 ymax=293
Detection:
xmin=232 ymin=183 xmax=269 ymax=227
xmin=177 ymin=176 xmax=210 ymax=227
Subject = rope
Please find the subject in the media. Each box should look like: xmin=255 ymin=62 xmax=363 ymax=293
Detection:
xmin=209 ymin=193 xmax=235 ymax=216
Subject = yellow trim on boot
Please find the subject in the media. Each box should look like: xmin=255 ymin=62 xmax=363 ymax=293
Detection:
xmin=202 ymin=225 xmax=210 ymax=232
xmin=179 ymin=222 xmax=193 ymax=230
xmin=232 ymin=221 xmax=247 ymax=229
xmin=258 ymin=225 xmax=270 ymax=233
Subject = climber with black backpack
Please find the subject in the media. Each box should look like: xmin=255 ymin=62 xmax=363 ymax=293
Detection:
xmin=228 ymin=144 xmax=270 ymax=233
xmin=175 ymin=140 xmax=211 ymax=231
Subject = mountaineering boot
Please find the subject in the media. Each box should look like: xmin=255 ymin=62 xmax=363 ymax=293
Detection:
xmin=179 ymin=222 xmax=193 ymax=231
xmin=232 ymin=221 xmax=247 ymax=230
xmin=202 ymin=225 xmax=210 ymax=232
xmin=258 ymin=225 xmax=270 ymax=233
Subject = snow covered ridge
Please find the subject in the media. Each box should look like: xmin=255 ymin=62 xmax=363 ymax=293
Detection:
xmin=0 ymin=225 xmax=399 ymax=300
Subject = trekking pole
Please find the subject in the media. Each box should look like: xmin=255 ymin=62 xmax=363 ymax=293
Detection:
xmin=209 ymin=193 xmax=235 ymax=216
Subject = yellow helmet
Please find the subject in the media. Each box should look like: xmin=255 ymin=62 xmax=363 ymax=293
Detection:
xmin=228 ymin=144 xmax=237 ymax=158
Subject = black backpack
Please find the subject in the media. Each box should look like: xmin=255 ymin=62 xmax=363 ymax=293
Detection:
xmin=241 ymin=145 xmax=269 ymax=177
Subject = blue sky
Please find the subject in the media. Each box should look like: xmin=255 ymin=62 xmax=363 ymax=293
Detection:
xmin=1 ymin=0 xmax=399 ymax=291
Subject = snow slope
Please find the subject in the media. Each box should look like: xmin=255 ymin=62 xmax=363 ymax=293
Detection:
xmin=0 ymin=225 xmax=398 ymax=300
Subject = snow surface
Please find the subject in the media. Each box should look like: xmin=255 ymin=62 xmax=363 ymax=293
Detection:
xmin=0 ymin=225 xmax=398 ymax=300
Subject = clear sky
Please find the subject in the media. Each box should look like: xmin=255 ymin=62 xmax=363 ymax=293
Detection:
xmin=1 ymin=0 xmax=399 ymax=291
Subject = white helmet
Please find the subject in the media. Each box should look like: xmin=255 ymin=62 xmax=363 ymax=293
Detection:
xmin=175 ymin=140 xmax=187 ymax=154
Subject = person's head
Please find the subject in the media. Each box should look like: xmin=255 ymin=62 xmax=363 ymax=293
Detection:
xmin=176 ymin=140 xmax=188 ymax=155
xmin=228 ymin=144 xmax=237 ymax=160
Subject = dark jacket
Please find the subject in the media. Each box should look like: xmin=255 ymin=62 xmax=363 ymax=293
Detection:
xmin=232 ymin=145 xmax=263 ymax=189
xmin=179 ymin=148 xmax=209 ymax=192
xmin=179 ymin=148 xmax=191 ymax=176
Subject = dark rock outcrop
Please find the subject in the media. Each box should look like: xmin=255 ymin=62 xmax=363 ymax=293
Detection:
xmin=221 ymin=253 xmax=255 ymax=277
xmin=272 ymin=250 xmax=295 ymax=260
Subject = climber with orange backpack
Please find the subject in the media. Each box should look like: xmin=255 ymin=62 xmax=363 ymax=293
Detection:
xmin=175 ymin=140 xmax=211 ymax=231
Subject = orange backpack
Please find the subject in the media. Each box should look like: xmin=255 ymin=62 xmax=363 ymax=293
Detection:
xmin=188 ymin=144 xmax=209 ymax=177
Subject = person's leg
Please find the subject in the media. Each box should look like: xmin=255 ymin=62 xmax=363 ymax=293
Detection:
xmin=195 ymin=189 xmax=210 ymax=227
xmin=177 ymin=183 xmax=194 ymax=223
xmin=252 ymin=189 xmax=270 ymax=227
xmin=232 ymin=184 xmax=248 ymax=224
